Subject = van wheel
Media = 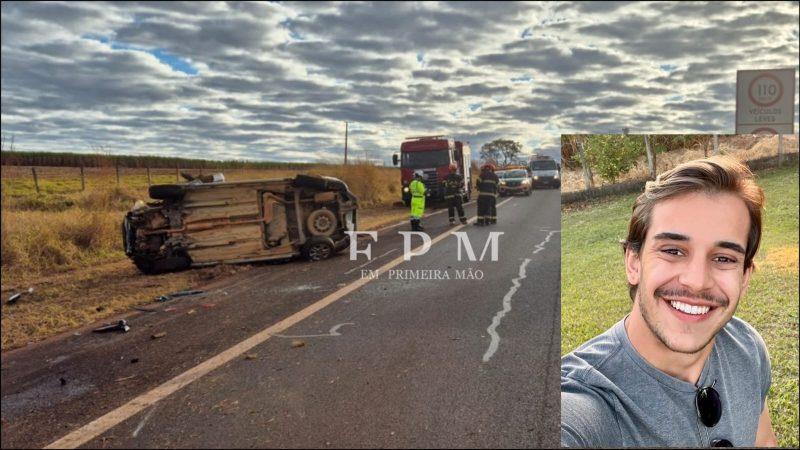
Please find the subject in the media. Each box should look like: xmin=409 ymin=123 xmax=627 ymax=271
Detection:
xmin=302 ymin=237 xmax=334 ymax=261
xmin=149 ymin=184 xmax=185 ymax=200
xmin=306 ymin=209 xmax=337 ymax=236
xmin=133 ymin=254 xmax=191 ymax=274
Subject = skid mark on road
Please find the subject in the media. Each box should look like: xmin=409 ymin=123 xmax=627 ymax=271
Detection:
xmin=273 ymin=322 xmax=355 ymax=339
xmin=131 ymin=406 xmax=157 ymax=438
xmin=482 ymin=229 xmax=560 ymax=363
xmin=344 ymin=249 xmax=398 ymax=275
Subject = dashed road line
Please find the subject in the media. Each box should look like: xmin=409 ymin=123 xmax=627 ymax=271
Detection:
xmin=482 ymin=229 xmax=559 ymax=363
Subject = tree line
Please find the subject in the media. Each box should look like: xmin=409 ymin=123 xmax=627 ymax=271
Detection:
xmin=0 ymin=150 xmax=316 ymax=170
xmin=561 ymin=134 xmax=727 ymax=183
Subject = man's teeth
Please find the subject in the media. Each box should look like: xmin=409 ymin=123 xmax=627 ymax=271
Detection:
xmin=669 ymin=301 xmax=711 ymax=315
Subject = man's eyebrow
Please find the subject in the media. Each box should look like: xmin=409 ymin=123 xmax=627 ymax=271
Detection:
xmin=717 ymin=241 xmax=746 ymax=254
xmin=653 ymin=232 xmax=689 ymax=241
xmin=653 ymin=232 xmax=746 ymax=254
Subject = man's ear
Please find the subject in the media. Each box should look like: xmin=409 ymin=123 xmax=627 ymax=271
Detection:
xmin=625 ymin=246 xmax=641 ymax=286
xmin=740 ymin=263 xmax=754 ymax=297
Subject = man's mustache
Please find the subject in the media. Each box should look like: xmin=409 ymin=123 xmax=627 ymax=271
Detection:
xmin=654 ymin=287 xmax=729 ymax=308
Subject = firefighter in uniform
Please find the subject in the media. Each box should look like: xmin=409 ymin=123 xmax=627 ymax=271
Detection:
xmin=443 ymin=163 xmax=468 ymax=225
xmin=409 ymin=170 xmax=426 ymax=231
xmin=475 ymin=163 xmax=499 ymax=226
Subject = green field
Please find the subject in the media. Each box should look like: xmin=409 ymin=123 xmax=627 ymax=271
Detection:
xmin=561 ymin=164 xmax=799 ymax=447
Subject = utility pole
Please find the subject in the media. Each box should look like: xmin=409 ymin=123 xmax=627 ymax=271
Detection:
xmin=344 ymin=122 xmax=349 ymax=165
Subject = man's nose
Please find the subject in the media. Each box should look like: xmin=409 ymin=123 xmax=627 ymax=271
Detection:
xmin=678 ymin=254 xmax=714 ymax=293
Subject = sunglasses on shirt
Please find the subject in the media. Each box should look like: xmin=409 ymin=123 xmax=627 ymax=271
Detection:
xmin=695 ymin=379 xmax=733 ymax=447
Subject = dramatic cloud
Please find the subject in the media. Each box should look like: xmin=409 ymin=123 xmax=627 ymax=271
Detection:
xmin=1 ymin=1 xmax=797 ymax=163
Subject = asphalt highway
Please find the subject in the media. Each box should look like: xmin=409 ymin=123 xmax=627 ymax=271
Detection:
xmin=1 ymin=189 xmax=561 ymax=449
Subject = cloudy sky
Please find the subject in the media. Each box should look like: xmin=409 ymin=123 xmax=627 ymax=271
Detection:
xmin=1 ymin=1 xmax=798 ymax=164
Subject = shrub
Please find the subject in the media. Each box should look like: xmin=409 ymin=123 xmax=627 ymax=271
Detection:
xmin=580 ymin=135 xmax=644 ymax=183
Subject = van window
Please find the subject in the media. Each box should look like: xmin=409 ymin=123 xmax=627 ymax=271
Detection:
xmin=530 ymin=160 xmax=557 ymax=170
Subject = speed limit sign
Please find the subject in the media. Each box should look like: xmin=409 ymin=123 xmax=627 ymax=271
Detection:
xmin=736 ymin=69 xmax=796 ymax=134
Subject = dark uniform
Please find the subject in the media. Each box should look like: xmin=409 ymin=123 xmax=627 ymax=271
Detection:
xmin=443 ymin=172 xmax=468 ymax=225
xmin=475 ymin=168 xmax=499 ymax=225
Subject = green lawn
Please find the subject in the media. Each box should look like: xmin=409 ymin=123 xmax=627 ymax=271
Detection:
xmin=561 ymin=165 xmax=799 ymax=447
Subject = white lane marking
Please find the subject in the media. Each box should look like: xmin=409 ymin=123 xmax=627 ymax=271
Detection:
xmin=482 ymin=229 xmax=559 ymax=363
xmin=273 ymin=322 xmax=355 ymax=339
xmin=45 ymin=215 xmax=478 ymax=449
xmin=483 ymin=258 xmax=531 ymax=363
xmin=343 ymin=248 xmax=398 ymax=275
xmin=131 ymin=406 xmax=157 ymax=438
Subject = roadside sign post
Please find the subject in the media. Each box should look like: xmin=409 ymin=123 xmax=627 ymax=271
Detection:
xmin=736 ymin=69 xmax=796 ymax=135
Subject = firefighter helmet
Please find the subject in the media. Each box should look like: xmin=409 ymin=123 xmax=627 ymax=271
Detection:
xmin=413 ymin=170 xmax=424 ymax=179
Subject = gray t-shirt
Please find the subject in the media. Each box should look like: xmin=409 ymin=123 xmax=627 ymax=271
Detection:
xmin=561 ymin=316 xmax=771 ymax=447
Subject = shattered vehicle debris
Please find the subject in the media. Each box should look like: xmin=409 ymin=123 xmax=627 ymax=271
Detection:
xmin=122 ymin=174 xmax=358 ymax=274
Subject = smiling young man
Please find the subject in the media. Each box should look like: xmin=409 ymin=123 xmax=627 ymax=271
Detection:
xmin=561 ymin=156 xmax=778 ymax=447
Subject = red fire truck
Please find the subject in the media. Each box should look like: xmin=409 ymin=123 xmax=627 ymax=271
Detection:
xmin=392 ymin=136 xmax=472 ymax=206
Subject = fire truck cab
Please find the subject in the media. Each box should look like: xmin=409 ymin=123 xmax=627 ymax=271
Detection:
xmin=392 ymin=135 xmax=472 ymax=206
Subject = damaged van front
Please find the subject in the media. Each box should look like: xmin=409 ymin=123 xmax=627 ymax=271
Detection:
xmin=122 ymin=174 xmax=358 ymax=274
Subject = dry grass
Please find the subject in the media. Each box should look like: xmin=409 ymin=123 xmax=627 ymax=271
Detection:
xmin=562 ymin=134 xmax=799 ymax=193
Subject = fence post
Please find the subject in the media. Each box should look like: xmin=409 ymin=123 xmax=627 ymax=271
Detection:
xmin=80 ymin=166 xmax=85 ymax=191
xmin=146 ymin=167 xmax=151 ymax=186
xmin=115 ymin=162 xmax=120 ymax=186
xmin=778 ymin=134 xmax=783 ymax=165
xmin=32 ymin=167 xmax=40 ymax=194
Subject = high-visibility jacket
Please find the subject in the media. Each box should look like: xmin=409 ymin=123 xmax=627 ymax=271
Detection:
xmin=476 ymin=171 xmax=499 ymax=196
xmin=409 ymin=178 xmax=426 ymax=218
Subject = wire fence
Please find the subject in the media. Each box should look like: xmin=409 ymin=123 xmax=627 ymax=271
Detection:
xmin=0 ymin=163 xmax=401 ymax=201
xmin=0 ymin=165 xmax=314 ymax=195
